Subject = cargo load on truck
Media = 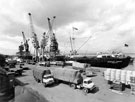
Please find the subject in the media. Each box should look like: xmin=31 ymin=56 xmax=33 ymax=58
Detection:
xmin=33 ymin=66 xmax=54 ymax=87
xmin=52 ymin=68 xmax=83 ymax=84
xmin=72 ymin=61 xmax=90 ymax=71
xmin=72 ymin=61 xmax=95 ymax=76
xmin=51 ymin=67 xmax=96 ymax=93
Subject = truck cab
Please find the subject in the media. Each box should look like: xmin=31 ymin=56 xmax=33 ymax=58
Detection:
xmin=42 ymin=74 xmax=54 ymax=87
xmin=82 ymin=78 xmax=95 ymax=93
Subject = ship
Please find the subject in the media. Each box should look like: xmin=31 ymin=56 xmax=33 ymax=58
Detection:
xmin=68 ymin=53 xmax=131 ymax=68
xmin=67 ymin=28 xmax=131 ymax=68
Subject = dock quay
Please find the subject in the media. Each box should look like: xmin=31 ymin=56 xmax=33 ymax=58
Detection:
xmin=14 ymin=64 xmax=135 ymax=102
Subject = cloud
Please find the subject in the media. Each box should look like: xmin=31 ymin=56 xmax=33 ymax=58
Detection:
xmin=0 ymin=0 xmax=135 ymax=55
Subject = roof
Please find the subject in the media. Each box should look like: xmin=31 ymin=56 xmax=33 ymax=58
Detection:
xmin=43 ymin=74 xmax=53 ymax=77
xmin=84 ymin=77 xmax=92 ymax=81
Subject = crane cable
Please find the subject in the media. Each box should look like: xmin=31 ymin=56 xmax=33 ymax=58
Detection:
xmin=76 ymin=34 xmax=93 ymax=52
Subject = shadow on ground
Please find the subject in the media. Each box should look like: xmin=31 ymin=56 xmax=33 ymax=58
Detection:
xmin=10 ymin=86 xmax=49 ymax=102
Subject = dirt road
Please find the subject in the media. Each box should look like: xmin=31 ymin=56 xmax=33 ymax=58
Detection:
xmin=16 ymin=64 xmax=135 ymax=102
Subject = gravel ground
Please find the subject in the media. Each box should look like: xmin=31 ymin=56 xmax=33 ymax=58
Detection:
xmin=15 ymin=63 xmax=135 ymax=102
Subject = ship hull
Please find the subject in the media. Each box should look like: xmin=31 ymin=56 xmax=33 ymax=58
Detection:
xmin=70 ymin=56 xmax=131 ymax=69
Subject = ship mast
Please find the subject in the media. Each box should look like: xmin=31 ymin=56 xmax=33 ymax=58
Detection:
xmin=70 ymin=27 xmax=78 ymax=55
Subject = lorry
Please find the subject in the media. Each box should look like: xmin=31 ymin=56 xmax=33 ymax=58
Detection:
xmin=51 ymin=68 xmax=96 ymax=93
xmin=5 ymin=60 xmax=23 ymax=76
xmin=33 ymin=66 xmax=54 ymax=87
xmin=38 ymin=61 xmax=50 ymax=67
xmin=104 ymin=69 xmax=135 ymax=91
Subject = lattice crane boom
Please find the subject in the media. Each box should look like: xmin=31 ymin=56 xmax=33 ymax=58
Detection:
xmin=22 ymin=31 xmax=26 ymax=43
xmin=28 ymin=13 xmax=35 ymax=35
xmin=28 ymin=13 xmax=39 ymax=61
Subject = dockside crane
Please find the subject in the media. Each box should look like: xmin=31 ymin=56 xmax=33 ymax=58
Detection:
xmin=46 ymin=16 xmax=59 ymax=59
xmin=21 ymin=31 xmax=31 ymax=61
xmin=22 ymin=31 xmax=29 ymax=52
xmin=40 ymin=32 xmax=46 ymax=61
xmin=47 ymin=16 xmax=56 ymax=39
xmin=28 ymin=13 xmax=39 ymax=62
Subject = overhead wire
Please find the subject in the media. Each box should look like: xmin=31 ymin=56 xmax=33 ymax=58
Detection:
xmin=76 ymin=34 xmax=93 ymax=52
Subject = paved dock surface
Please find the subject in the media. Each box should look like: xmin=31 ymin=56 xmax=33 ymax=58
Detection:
xmin=16 ymin=64 xmax=135 ymax=102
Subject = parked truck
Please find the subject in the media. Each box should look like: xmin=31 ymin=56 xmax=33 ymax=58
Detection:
xmin=38 ymin=61 xmax=50 ymax=67
xmin=5 ymin=60 xmax=23 ymax=76
xmin=33 ymin=66 xmax=54 ymax=87
xmin=51 ymin=68 xmax=96 ymax=93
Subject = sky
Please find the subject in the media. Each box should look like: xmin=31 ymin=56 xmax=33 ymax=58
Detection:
xmin=0 ymin=0 xmax=135 ymax=55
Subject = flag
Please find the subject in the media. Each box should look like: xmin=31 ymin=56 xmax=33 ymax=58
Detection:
xmin=124 ymin=44 xmax=128 ymax=47
xmin=72 ymin=27 xmax=78 ymax=30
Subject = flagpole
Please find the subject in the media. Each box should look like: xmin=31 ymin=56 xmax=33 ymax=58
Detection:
xmin=72 ymin=27 xmax=78 ymax=55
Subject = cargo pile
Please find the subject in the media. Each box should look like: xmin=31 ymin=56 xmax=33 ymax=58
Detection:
xmin=104 ymin=69 xmax=135 ymax=94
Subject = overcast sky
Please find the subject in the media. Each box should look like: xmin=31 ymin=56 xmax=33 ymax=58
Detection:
xmin=0 ymin=0 xmax=135 ymax=55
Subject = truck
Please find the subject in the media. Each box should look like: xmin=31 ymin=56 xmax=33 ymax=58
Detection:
xmin=38 ymin=61 xmax=50 ymax=67
xmin=51 ymin=68 xmax=96 ymax=93
xmin=27 ymin=60 xmax=36 ymax=65
xmin=5 ymin=60 xmax=23 ymax=76
xmin=33 ymin=66 xmax=54 ymax=87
